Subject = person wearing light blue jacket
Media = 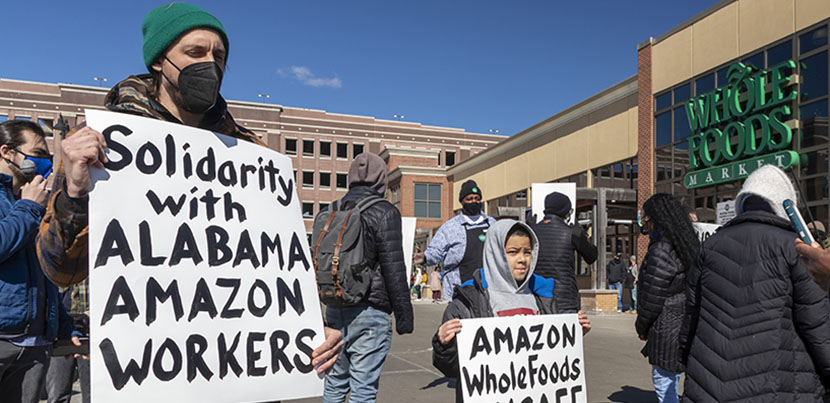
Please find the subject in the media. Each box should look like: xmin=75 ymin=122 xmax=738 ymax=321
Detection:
xmin=416 ymin=180 xmax=495 ymax=302
xmin=0 ymin=120 xmax=78 ymax=403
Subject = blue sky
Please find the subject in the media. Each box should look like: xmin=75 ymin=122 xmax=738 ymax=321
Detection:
xmin=2 ymin=1 xmax=718 ymax=136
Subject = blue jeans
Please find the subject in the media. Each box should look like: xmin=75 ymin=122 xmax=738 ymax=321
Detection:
xmin=323 ymin=305 xmax=393 ymax=403
xmin=609 ymin=282 xmax=623 ymax=311
xmin=631 ymin=285 xmax=638 ymax=311
xmin=652 ymin=365 xmax=681 ymax=403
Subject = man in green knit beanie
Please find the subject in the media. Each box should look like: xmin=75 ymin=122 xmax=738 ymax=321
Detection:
xmin=35 ymin=2 xmax=345 ymax=393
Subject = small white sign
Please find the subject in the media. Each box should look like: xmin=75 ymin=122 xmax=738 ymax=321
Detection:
xmin=402 ymin=217 xmax=417 ymax=283
xmin=693 ymin=222 xmax=720 ymax=243
xmin=456 ymin=314 xmax=587 ymax=403
xmin=86 ymin=110 xmax=325 ymax=403
xmin=531 ymin=183 xmax=577 ymax=225
xmin=716 ymin=200 xmax=737 ymax=225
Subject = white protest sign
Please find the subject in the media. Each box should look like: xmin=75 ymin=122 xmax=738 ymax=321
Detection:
xmin=86 ymin=110 xmax=324 ymax=403
xmin=694 ymin=222 xmax=720 ymax=243
xmin=402 ymin=217 xmax=417 ymax=283
xmin=456 ymin=314 xmax=587 ymax=403
xmin=531 ymin=183 xmax=577 ymax=225
xmin=716 ymin=200 xmax=736 ymax=225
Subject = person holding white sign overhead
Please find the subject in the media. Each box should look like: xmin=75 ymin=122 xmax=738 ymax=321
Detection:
xmin=34 ymin=2 xmax=344 ymax=377
xmin=415 ymin=180 xmax=495 ymax=302
xmin=431 ymin=220 xmax=590 ymax=402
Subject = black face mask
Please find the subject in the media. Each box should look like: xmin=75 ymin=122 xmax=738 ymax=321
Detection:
xmin=462 ymin=202 xmax=481 ymax=216
xmin=164 ymin=57 xmax=223 ymax=114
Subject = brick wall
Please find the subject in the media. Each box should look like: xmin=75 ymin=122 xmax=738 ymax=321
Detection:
xmin=636 ymin=41 xmax=654 ymax=264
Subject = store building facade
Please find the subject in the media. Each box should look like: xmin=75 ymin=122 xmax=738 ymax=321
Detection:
xmin=451 ymin=0 xmax=830 ymax=292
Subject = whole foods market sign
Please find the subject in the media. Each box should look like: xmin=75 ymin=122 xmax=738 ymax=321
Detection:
xmin=683 ymin=60 xmax=798 ymax=189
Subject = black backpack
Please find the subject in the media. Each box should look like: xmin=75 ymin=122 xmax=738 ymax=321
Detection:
xmin=312 ymin=195 xmax=384 ymax=306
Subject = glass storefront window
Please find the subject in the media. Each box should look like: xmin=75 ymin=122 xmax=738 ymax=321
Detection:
xmin=656 ymin=112 xmax=672 ymax=146
xmin=801 ymin=99 xmax=829 ymax=147
xmin=742 ymin=52 xmax=764 ymax=70
xmin=674 ymin=84 xmax=690 ymax=104
xmin=695 ymin=74 xmax=715 ymax=95
xmin=800 ymin=25 xmax=828 ymax=55
xmin=673 ymin=106 xmax=690 ymax=143
xmin=716 ymin=67 xmax=728 ymax=86
xmin=800 ymin=51 xmax=828 ymax=102
xmin=801 ymin=149 xmax=829 ymax=176
xmin=655 ymin=92 xmax=672 ymax=111
xmin=767 ymin=40 xmax=793 ymax=66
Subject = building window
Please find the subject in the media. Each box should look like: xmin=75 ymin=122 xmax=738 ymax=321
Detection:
xmin=15 ymin=115 xmax=31 ymax=121
xmin=285 ymin=138 xmax=297 ymax=155
xmin=336 ymin=173 xmax=348 ymax=189
xmin=302 ymin=171 xmax=314 ymax=188
xmin=302 ymin=202 xmax=314 ymax=218
xmin=319 ymin=202 xmax=330 ymax=213
xmin=655 ymin=112 xmax=672 ymax=147
xmin=336 ymin=143 xmax=348 ymax=159
xmin=800 ymin=25 xmax=828 ymax=55
xmin=320 ymin=141 xmax=331 ymax=157
xmin=414 ymin=183 xmax=442 ymax=219
xmin=303 ymin=140 xmax=315 ymax=157
xmin=515 ymin=190 xmax=527 ymax=200
xmin=353 ymin=143 xmax=364 ymax=157
xmin=446 ymin=151 xmax=456 ymax=167
xmin=319 ymin=172 xmax=331 ymax=188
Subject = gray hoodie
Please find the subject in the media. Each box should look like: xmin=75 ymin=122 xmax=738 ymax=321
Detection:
xmin=482 ymin=220 xmax=541 ymax=316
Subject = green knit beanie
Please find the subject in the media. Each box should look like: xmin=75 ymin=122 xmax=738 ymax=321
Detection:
xmin=142 ymin=3 xmax=229 ymax=71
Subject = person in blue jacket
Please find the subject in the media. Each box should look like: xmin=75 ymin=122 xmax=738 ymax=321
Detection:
xmin=0 ymin=120 xmax=78 ymax=403
xmin=416 ymin=180 xmax=496 ymax=302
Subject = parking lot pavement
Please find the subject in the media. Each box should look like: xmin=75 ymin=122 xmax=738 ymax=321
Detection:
xmin=294 ymin=301 xmax=666 ymax=403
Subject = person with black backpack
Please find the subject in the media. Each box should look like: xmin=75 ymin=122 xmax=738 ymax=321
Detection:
xmin=313 ymin=152 xmax=414 ymax=403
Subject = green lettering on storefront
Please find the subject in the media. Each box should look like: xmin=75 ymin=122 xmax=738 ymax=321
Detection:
xmin=682 ymin=60 xmax=799 ymax=189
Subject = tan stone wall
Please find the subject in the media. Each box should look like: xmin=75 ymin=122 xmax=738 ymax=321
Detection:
xmin=652 ymin=0 xmax=830 ymax=93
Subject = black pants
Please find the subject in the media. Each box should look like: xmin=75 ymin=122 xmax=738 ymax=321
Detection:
xmin=0 ymin=341 xmax=50 ymax=403
xmin=45 ymin=354 xmax=89 ymax=403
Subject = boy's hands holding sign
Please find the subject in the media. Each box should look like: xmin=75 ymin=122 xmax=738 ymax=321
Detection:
xmin=439 ymin=312 xmax=591 ymax=345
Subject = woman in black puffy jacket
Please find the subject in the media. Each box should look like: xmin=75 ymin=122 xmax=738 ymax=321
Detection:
xmin=635 ymin=193 xmax=699 ymax=403
xmin=680 ymin=165 xmax=830 ymax=402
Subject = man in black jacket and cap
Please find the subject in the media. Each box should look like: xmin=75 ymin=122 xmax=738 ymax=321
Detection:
xmin=321 ymin=152 xmax=414 ymax=403
xmin=606 ymin=253 xmax=627 ymax=312
xmin=530 ymin=191 xmax=598 ymax=313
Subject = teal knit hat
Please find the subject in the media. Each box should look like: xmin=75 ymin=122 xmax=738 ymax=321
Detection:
xmin=142 ymin=3 xmax=229 ymax=70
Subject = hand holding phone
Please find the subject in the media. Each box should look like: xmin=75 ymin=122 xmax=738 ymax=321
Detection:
xmin=784 ymin=199 xmax=815 ymax=245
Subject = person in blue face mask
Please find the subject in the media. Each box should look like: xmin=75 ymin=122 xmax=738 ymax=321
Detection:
xmin=0 ymin=120 xmax=78 ymax=403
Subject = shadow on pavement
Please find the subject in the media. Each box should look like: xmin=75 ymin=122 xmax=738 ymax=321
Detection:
xmin=421 ymin=377 xmax=456 ymax=391
xmin=607 ymin=385 xmax=658 ymax=402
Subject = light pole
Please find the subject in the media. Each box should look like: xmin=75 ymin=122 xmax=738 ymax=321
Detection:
xmin=93 ymin=77 xmax=108 ymax=87
xmin=393 ymin=114 xmax=405 ymax=120
xmin=489 ymin=129 xmax=500 ymax=135
xmin=257 ymin=93 xmax=271 ymax=103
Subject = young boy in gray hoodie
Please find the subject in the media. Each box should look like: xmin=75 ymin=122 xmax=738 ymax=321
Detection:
xmin=431 ymin=219 xmax=591 ymax=402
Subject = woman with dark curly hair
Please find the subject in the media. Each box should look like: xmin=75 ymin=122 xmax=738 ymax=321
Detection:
xmin=635 ymin=193 xmax=699 ymax=403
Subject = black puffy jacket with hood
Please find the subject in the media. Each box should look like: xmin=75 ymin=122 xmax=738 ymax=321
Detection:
xmin=680 ymin=165 xmax=830 ymax=402
xmin=531 ymin=215 xmax=597 ymax=311
xmin=431 ymin=220 xmax=558 ymax=403
xmin=635 ymin=234 xmax=686 ymax=373
xmin=329 ymin=153 xmax=413 ymax=335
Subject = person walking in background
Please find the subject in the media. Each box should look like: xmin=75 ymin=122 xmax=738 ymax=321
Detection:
xmin=606 ymin=252 xmax=627 ymax=312
xmin=635 ymin=193 xmax=699 ymax=403
xmin=412 ymin=267 xmax=423 ymax=301
xmin=628 ymin=255 xmax=638 ymax=312
xmin=415 ymin=181 xmax=495 ymax=302
xmin=681 ymin=165 xmax=830 ymax=402
xmin=429 ymin=269 xmax=442 ymax=303
xmin=530 ymin=191 xmax=598 ymax=313
xmin=320 ymin=153 xmax=414 ymax=403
